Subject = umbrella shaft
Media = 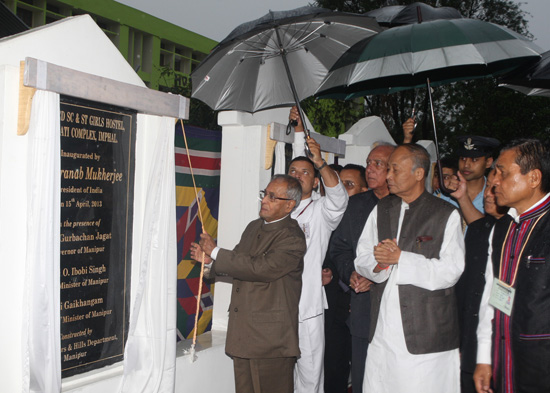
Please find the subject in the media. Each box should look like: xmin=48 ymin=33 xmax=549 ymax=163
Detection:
xmin=275 ymin=27 xmax=310 ymax=139
xmin=426 ymin=78 xmax=440 ymax=154
xmin=427 ymin=78 xmax=453 ymax=194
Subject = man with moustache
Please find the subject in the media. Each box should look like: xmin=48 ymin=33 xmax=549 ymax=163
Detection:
xmin=475 ymin=139 xmax=550 ymax=393
xmin=288 ymin=108 xmax=348 ymax=393
xmin=328 ymin=142 xmax=395 ymax=393
xmin=355 ymin=144 xmax=464 ymax=393
xmin=190 ymin=174 xmax=306 ymax=393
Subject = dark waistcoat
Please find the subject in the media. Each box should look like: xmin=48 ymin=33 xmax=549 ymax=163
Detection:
xmin=456 ymin=215 xmax=496 ymax=373
xmin=491 ymin=210 xmax=550 ymax=393
xmin=370 ymin=192 xmax=460 ymax=355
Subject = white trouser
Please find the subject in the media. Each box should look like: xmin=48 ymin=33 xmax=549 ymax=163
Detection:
xmin=294 ymin=314 xmax=324 ymax=393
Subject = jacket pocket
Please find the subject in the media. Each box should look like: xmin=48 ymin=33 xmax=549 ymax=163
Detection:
xmin=519 ymin=333 xmax=550 ymax=341
xmin=525 ymin=255 xmax=545 ymax=268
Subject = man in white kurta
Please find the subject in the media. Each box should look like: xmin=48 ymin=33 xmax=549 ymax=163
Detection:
xmin=288 ymin=108 xmax=348 ymax=393
xmin=355 ymin=144 xmax=464 ymax=393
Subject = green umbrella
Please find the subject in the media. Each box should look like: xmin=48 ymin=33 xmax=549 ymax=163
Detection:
xmin=315 ymin=18 xmax=542 ymax=192
xmin=316 ymin=18 xmax=542 ymax=98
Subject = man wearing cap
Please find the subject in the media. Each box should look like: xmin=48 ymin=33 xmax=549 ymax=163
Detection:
xmin=443 ymin=136 xmax=500 ymax=225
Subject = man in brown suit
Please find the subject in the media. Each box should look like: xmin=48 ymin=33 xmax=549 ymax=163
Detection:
xmin=191 ymin=174 xmax=307 ymax=393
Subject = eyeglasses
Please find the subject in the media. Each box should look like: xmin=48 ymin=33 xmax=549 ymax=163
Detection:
xmin=259 ymin=190 xmax=292 ymax=202
xmin=366 ymin=159 xmax=387 ymax=169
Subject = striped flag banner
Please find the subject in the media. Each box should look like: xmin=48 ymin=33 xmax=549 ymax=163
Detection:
xmin=175 ymin=123 xmax=221 ymax=340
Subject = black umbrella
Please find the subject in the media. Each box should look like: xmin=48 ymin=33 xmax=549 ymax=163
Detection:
xmin=365 ymin=1 xmax=462 ymax=27
xmin=191 ymin=6 xmax=381 ymax=148
xmin=499 ymin=50 xmax=550 ymax=97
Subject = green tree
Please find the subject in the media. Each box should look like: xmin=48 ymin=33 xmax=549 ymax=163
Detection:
xmin=302 ymin=97 xmax=364 ymax=137
xmin=312 ymin=0 xmax=550 ymax=153
xmin=158 ymin=66 xmax=220 ymax=131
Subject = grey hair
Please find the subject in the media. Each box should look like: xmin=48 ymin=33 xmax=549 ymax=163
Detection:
xmin=400 ymin=143 xmax=431 ymax=178
xmin=372 ymin=140 xmax=397 ymax=148
xmin=271 ymin=174 xmax=302 ymax=211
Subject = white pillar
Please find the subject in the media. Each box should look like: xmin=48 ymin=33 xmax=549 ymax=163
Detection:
xmin=212 ymin=110 xmax=273 ymax=330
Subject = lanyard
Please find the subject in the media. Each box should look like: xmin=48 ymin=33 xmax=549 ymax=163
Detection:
xmin=296 ymin=200 xmax=313 ymax=219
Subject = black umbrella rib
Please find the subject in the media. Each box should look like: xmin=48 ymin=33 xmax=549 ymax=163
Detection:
xmin=231 ymin=23 xmax=327 ymax=61
xmin=233 ymin=34 xmax=278 ymax=53
xmin=285 ymin=22 xmax=324 ymax=49
xmin=321 ymin=33 xmax=360 ymax=51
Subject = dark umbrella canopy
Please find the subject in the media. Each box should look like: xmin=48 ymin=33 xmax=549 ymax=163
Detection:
xmin=315 ymin=16 xmax=542 ymax=193
xmin=365 ymin=2 xmax=462 ymax=27
xmin=218 ymin=6 xmax=329 ymax=46
xmin=316 ymin=18 xmax=543 ymax=99
xmin=191 ymin=7 xmax=381 ymax=113
xmin=499 ymin=50 xmax=550 ymax=97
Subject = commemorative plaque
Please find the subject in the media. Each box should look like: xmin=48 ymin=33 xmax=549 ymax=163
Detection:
xmin=59 ymin=97 xmax=136 ymax=377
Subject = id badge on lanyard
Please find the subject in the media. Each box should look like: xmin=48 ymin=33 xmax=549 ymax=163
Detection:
xmin=489 ymin=279 xmax=515 ymax=316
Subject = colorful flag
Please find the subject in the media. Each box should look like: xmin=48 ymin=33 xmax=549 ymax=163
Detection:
xmin=175 ymin=123 xmax=221 ymax=340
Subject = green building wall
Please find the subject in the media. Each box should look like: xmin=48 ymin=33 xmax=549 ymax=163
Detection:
xmin=2 ymin=0 xmax=217 ymax=90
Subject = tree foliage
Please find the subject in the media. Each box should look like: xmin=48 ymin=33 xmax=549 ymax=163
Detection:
xmin=311 ymin=0 xmax=550 ymax=154
xmin=159 ymin=66 xmax=221 ymax=131
xmin=302 ymin=97 xmax=364 ymax=137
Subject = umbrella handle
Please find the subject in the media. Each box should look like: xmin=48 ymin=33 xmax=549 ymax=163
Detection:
xmin=293 ymin=105 xmax=312 ymax=157
xmin=275 ymin=26 xmax=312 ymax=157
xmin=426 ymin=78 xmax=453 ymax=194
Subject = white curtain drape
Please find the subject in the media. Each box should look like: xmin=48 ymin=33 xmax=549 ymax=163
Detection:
xmin=22 ymin=90 xmax=62 ymax=393
xmin=120 ymin=115 xmax=177 ymax=393
xmin=20 ymin=97 xmax=176 ymax=393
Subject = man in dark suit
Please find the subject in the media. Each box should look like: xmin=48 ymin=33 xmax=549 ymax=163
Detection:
xmin=475 ymin=139 xmax=550 ymax=393
xmin=455 ymin=170 xmax=508 ymax=393
xmin=328 ymin=143 xmax=395 ymax=393
xmin=190 ymin=174 xmax=307 ymax=393
xmin=322 ymin=163 xmax=366 ymax=393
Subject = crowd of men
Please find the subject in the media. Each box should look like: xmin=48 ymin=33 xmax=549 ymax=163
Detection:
xmin=191 ymin=109 xmax=550 ymax=393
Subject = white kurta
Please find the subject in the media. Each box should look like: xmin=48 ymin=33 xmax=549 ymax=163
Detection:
xmin=355 ymin=201 xmax=464 ymax=393
xmin=292 ymin=181 xmax=348 ymax=321
xmin=292 ymin=180 xmax=348 ymax=393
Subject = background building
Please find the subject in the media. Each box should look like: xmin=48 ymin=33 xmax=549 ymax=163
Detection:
xmin=2 ymin=0 xmax=217 ymax=91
